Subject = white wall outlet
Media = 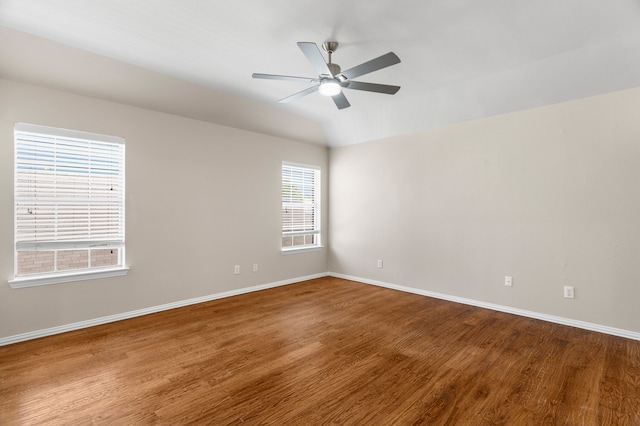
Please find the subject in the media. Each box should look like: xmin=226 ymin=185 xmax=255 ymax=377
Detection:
xmin=504 ymin=276 xmax=513 ymax=286
xmin=563 ymin=286 xmax=574 ymax=299
xmin=377 ymin=259 xmax=383 ymax=268
xmin=253 ymin=263 xmax=258 ymax=273
xmin=234 ymin=265 xmax=240 ymax=275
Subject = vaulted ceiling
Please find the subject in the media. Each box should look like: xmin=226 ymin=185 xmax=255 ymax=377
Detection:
xmin=2 ymin=0 xmax=640 ymax=147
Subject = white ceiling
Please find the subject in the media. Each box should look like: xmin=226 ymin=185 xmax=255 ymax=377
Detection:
xmin=2 ymin=0 xmax=640 ymax=147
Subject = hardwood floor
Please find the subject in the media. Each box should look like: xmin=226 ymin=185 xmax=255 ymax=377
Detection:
xmin=1 ymin=277 xmax=639 ymax=425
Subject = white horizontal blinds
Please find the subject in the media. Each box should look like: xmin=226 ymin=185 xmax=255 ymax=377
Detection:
xmin=282 ymin=163 xmax=320 ymax=248
xmin=15 ymin=124 xmax=125 ymax=252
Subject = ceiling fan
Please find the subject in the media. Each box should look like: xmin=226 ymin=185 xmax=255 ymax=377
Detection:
xmin=252 ymin=41 xmax=401 ymax=110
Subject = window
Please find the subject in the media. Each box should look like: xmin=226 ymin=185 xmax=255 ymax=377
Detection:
xmin=11 ymin=123 xmax=126 ymax=287
xmin=281 ymin=163 xmax=321 ymax=251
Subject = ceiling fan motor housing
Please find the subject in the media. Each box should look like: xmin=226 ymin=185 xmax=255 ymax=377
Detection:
xmin=328 ymin=62 xmax=341 ymax=76
xmin=322 ymin=41 xmax=338 ymax=54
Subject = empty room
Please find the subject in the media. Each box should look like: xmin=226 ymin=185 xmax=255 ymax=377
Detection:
xmin=1 ymin=1 xmax=640 ymax=424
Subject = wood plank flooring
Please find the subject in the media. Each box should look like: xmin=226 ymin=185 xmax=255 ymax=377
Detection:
xmin=1 ymin=276 xmax=639 ymax=425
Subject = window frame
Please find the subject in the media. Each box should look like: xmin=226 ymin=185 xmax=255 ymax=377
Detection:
xmin=9 ymin=123 xmax=128 ymax=288
xmin=281 ymin=162 xmax=322 ymax=253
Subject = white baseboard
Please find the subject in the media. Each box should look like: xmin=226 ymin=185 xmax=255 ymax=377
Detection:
xmin=0 ymin=272 xmax=328 ymax=347
xmin=328 ymin=272 xmax=640 ymax=341
xmin=4 ymin=271 xmax=638 ymax=346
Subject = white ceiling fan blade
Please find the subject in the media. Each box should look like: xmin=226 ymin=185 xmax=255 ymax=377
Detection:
xmin=297 ymin=42 xmax=333 ymax=76
xmin=278 ymin=85 xmax=319 ymax=103
xmin=340 ymin=52 xmax=401 ymax=80
xmin=252 ymin=73 xmax=319 ymax=83
xmin=332 ymin=92 xmax=351 ymax=110
xmin=345 ymin=81 xmax=400 ymax=95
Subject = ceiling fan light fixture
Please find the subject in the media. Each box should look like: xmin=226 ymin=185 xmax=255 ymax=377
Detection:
xmin=318 ymin=80 xmax=341 ymax=97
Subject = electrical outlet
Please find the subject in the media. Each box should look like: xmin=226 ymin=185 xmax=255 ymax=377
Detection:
xmin=377 ymin=259 xmax=383 ymax=268
xmin=504 ymin=276 xmax=512 ymax=287
xmin=234 ymin=265 xmax=240 ymax=275
xmin=253 ymin=264 xmax=258 ymax=273
xmin=563 ymin=286 xmax=574 ymax=299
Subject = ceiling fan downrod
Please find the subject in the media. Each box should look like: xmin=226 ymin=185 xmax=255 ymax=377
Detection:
xmin=322 ymin=41 xmax=341 ymax=76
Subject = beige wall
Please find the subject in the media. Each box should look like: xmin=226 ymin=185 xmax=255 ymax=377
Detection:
xmin=0 ymin=79 xmax=328 ymax=339
xmin=3 ymin=76 xmax=640 ymax=340
xmin=329 ymin=87 xmax=640 ymax=333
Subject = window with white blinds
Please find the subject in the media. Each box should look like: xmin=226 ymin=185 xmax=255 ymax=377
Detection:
xmin=281 ymin=163 xmax=321 ymax=251
xmin=13 ymin=123 xmax=125 ymax=281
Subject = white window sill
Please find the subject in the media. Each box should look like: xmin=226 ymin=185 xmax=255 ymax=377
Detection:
xmin=281 ymin=246 xmax=324 ymax=255
xmin=8 ymin=267 xmax=129 ymax=289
